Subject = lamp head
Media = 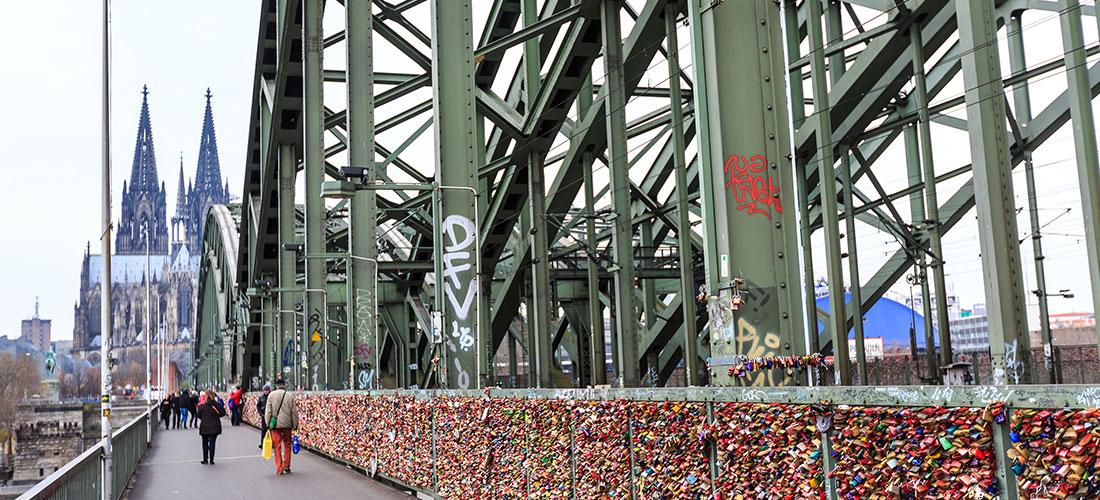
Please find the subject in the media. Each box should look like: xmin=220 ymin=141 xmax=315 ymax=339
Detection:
xmin=340 ymin=166 xmax=368 ymax=181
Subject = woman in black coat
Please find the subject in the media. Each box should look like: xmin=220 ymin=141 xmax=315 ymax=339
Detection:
xmin=159 ymin=396 xmax=171 ymax=430
xmin=187 ymin=392 xmax=200 ymax=428
xmin=196 ymin=389 xmax=227 ymax=464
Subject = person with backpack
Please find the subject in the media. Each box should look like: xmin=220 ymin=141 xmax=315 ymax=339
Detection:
xmin=196 ymin=389 xmax=227 ymax=464
xmin=263 ymin=379 xmax=297 ymax=475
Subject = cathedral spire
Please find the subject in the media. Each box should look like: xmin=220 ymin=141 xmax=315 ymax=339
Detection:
xmin=194 ymin=88 xmax=223 ymax=201
xmin=116 ymin=86 xmax=169 ymax=255
xmin=182 ymin=88 xmax=229 ymax=251
xmin=130 ymin=85 xmax=160 ymax=192
xmin=176 ymin=153 xmax=188 ymax=215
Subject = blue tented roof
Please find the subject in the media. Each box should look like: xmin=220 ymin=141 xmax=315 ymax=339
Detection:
xmin=815 ymin=293 xmax=937 ymax=351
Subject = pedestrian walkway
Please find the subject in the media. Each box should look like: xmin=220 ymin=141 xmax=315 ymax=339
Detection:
xmin=123 ymin=422 xmax=408 ymax=499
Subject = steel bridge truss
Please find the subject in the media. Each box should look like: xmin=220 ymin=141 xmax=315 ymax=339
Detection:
xmin=193 ymin=0 xmax=1100 ymax=391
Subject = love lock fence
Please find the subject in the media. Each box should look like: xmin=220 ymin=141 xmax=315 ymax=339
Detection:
xmin=241 ymin=385 xmax=1100 ymax=499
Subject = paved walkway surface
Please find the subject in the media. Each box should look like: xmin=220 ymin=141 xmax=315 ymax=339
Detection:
xmin=124 ymin=422 xmax=408 ymax=499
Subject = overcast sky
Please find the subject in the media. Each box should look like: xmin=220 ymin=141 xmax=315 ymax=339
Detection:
xmin=0 ymin=1 xmax=258 ymax=340
xmin=0 ymin=1 xmax=1096 ymax=343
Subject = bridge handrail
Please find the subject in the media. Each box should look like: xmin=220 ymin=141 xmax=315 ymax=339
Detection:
xmin=17 ymin=405 xmax=158 ymax=500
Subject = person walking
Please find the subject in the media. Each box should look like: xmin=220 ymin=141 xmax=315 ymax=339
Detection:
xmin=256 ymin=383 xmax=270 ymax=449
xmin=179 ymin=389 xmax=190 ymax=428
xmin=159 ymin=395 xmax=171 ymax=430
xmin=196 ymin=389 xmax=226 ymax=465
xmin=263 ymin=379 xmax=297 ymax=475
xmin=187 ymin=390 xmax=200 ymax=429
xmin=228 ymin=385 xmax=244 ymax=426
xmin=170 ymin=392 xmax=181 ymax=429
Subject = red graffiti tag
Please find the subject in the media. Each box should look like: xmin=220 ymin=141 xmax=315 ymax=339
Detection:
xmin=723 ymin=154 xmax=782 ymax=220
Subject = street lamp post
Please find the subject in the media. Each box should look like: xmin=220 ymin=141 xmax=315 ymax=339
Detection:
xmin=158 ymin=305 xmax=165 ymax=394
xmin=100 ymin=1 xmax=114 ymax=496
xmin=1036 ymin=288 xmax=1074 ymax=383
xmin=320 ymin=170 xmax=383 ymax=392
xmin=144 ymin=226 xmax=152 ymax=442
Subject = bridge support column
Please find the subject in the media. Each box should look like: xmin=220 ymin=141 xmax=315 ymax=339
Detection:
xmin=1007 ymin=13 xmax=1057 ymax=383
xmin=956 ymin=0 xmax=1030 ymax=384
xmin=1058 ymin=0 xmax=1100 ymax=357
xmin=262 ymin=291 xmax=274 ymax=386
xmin=689 ymin=0 xmax=805 ymax=386
xmin=278 ymin=144 xmax=297 ymax=387
xmin=302 ymin=0 xmax=327 ymax=390
xmin=582 ymin=149 xmax=607 ymax=386
xmin=666 ymin=3 xmax=699 ymax=386
xmin=910 ymin=19 xmax=953 ymax=371
xmin=346 ymin=0 xmax=379 ymax=391
xmin=807 ymin=0 xmax=850 ymax=386
xmin=602 ymin=0 xmax=639 ymax=388
xmin=431 ymin=0 xmax=482 ymax=389
xmin=528 ymin=151 xmax=554 ymax=388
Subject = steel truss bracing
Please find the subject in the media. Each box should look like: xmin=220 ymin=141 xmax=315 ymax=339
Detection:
xmin=193 ymin=0 xmax=1100 ymax=391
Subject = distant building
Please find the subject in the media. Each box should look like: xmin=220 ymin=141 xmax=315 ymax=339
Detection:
xmin=71 ymin=86 xmax=229 ymax=391
xmin=949 ymin=305 xmax=1095 ymax=354
xmin=950 ymin=313 xmax=990 ymax=353
xmin=1031 ymin=312 xmax=1096 ymax=348
xmin=20 ymin=299 xmax=51 ymax=353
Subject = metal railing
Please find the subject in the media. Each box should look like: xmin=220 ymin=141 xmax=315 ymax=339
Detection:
xmin=18 ymin=406 xmax=158 ymax=500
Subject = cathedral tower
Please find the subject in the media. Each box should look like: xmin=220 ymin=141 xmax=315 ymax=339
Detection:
xmin=182 ymin=89 xmax=229 ymax=251
xmin=116 ymin=86 xmax=169 ymax=255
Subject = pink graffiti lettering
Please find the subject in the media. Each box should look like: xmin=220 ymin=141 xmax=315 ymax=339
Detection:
xmin=723 ymin=154 xmax=782 ymax=220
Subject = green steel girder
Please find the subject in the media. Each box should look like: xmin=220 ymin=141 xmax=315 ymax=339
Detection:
xmin=215 ymin=0 xmax=1100 ymax=396
xmin=481 ymin=0 xmax=680 ymax=269
xmin=490 ymin=117 xmax=701 ymax=355
xmin=240 ymin=0 xmax=301 ymax=293
xmin=194 ymin=206 xmax=245 ymax=388
xmin=487 ymin=0 xmax=686 ymax=352
xmin=798 ymin=1 xmax=957 ymax=195
xmin=823 ymin=56 xmax=1100 ymax=357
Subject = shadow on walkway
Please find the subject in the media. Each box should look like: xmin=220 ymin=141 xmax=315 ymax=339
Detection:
xmin=124 ymin=422 xmax=408 ymax=499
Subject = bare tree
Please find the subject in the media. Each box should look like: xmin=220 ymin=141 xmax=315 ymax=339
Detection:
xmin=0 ymin=353 xmax=42 ymax=467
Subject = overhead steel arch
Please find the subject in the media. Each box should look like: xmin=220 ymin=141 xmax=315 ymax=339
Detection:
xmin=194 ymin=204 xmax=244 ymax=388
xmin=222 ymin=0 xmax=1100 ymax=392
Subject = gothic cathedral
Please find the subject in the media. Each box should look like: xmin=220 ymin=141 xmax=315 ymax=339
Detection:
xmin=72 ymin=87 xmax=230 ymax=391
